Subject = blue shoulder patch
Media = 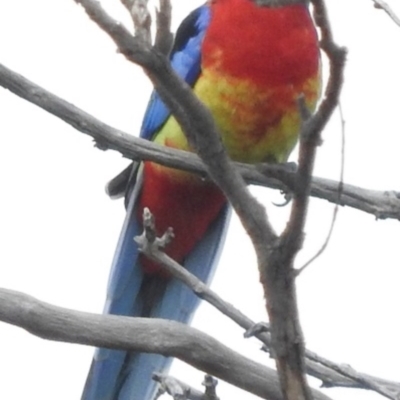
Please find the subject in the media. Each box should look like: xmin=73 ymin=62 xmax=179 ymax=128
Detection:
xmin=139 ymin=5 xmax=211 ymax=140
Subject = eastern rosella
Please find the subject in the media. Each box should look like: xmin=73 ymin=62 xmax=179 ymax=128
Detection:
xmin=82 ymin=0 xmax=321 ymax=399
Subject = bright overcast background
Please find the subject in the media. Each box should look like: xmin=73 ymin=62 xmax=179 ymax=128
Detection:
xmin=0 ymin=1 xmax=399 ymax=399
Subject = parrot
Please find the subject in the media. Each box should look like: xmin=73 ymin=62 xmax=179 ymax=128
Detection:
xmin=82 ymin=0 xmax=321 ymax=399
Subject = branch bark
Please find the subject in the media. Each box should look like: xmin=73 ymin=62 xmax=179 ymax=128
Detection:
xmin=0 ymin=63 xmax=398 ymax=219
xmin=372 ymin=0 xmax=400 ymax=27
xmin=0 ymin=288 xmax=332 ymax=400
xmin=253 ymin=1 xmax=346 ymax=398
xmin=136 ymin=211 xmax=400 ymax=399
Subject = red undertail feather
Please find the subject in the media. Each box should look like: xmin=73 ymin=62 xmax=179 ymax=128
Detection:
xmin=138 ymin=162 xmax=226 ymax=275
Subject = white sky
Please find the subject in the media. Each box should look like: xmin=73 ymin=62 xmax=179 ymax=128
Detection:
xmin=0 ymin=1 xmax=399 ymax=399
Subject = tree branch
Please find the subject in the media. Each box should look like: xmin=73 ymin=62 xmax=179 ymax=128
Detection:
xmin=0 ymin=288 xmax=333 ymax=400
xmin=304 ymin=350 xmax=400 ymax=400
xmin=135 ymin=208 xmax=400 ymax=398
xmin=0 ymin=62 xmax=398 ymax=219
xmin=250 ymin=1 xmax=347 ymax=398
xmin=131 ymin=0 xmax=152 ymax=45
xmin=372 ymin=0 xmax=400 ymax=27
xmin=153 ymin=373 xmax=207 ymax=400
xmin=154 ymin=0 xmax=173 ymax=55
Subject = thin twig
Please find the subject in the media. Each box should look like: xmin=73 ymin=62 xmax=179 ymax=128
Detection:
xmin=203 ymin=375 xmax=219 ymax=400
xmin=154 ymin=0 xmax=173 ymax=55
xmin=305 ymin=350 xmax=400 ymax=400
xmin=153 ymin=373 xmax=211 ymax=400
xmin=296 ymin=102 xmax=346 ymax=275
xmin=372 ymin=0 xmax=400 ymax=27
xmin=154 ymin=373 xmax=197 ymax=400
xmin=131 ymin=0 xmax=152 ymax=45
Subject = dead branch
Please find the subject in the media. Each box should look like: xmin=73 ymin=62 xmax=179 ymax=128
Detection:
xmin=372 ymin=0 xmax=400 ymax=26
xmin=305 ymin=350 xmax=400 ymax=400
xmin=0 ymin=63 xmax=398 ymax=219
xmin=136 ymin=207 xmax=400 ymax=398
xmin=249 ymin=1 xmax=347 ymax=398
xmin=0 ymin=287 xmax=333 ymax=400
xmin=154 ymin=0 xmax=173 ymax=55
xmin=153 ymin=373 xmax=206 ymax=400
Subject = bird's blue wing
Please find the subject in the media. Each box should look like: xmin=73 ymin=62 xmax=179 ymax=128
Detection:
xmin=139 ymin=5 xmax=211 ymax=140
xmin=105 ymin=5 xmax=211 ymax=199
xmin=107 ymin=0 xmax=212 ymax=204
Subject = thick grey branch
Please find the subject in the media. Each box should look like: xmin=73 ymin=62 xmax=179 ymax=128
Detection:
xmin=0 ymin=288 xmax=333 ymax=400
xmin=0 ymin=62 xmax=398 ymax=219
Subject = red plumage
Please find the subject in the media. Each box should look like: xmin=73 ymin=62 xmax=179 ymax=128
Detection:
xmin=138 ymin=0 xmax=320 ymax=275
xmin=138 ymin=163 xmax=225 ymax=275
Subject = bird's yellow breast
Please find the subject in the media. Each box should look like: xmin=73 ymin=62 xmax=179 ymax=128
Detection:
xmin=153 ymin=2 xmax=321 ymax=177
xmin=154 ymin=69 xmax=320 ymax=165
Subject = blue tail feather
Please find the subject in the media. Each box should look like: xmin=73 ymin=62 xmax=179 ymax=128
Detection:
xmin=82 ymin=172 xmax=231 ymax=400
xmin=116 ymin=205 xmax=231 ymax=400
xmin=105 ymin=172 xmax=145 ymax=315
xmin=82 ymin=174 xmax=145 ymax=400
